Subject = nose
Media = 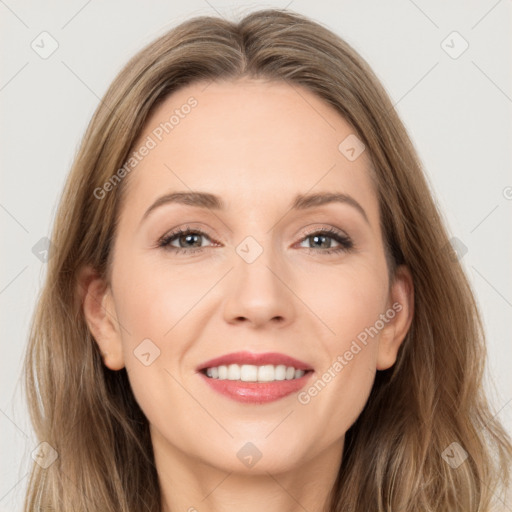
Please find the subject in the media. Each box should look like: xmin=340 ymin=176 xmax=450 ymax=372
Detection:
xmin=222 ymin=246 xmax=296 ymax=329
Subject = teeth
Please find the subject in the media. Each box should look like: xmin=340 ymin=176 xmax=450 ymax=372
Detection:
xmin=204 ymin=364 xmax=306 ymax=382
xmin=228 ymin=364 xmax=240 ymax=380
xmin=241 ymin=364 xmax=258 ymax=382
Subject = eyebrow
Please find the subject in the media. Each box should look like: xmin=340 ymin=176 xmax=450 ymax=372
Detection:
xmin=140 ymin=190 xmax=369 ymax=225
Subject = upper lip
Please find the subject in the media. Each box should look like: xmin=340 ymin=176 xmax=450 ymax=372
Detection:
xmin=197 ymin=351 xmax=313 ymax=372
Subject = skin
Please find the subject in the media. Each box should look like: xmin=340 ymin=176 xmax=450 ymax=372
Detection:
xmin=81 ymin=78 xmax=414 ymax=512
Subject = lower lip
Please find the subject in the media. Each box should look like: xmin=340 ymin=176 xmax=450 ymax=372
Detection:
xmin=199 ymin=371 xmax=313 ymax=403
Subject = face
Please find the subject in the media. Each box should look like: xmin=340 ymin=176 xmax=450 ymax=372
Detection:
xmin=84 ymin=78 xmax=413 ymax=476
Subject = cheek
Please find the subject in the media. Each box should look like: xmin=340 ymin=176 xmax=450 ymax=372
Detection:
xmin=110 ymin=254 xmax=214 ymax=410
xmin=314 ymin=262 xmax=388 ymax=350
xmin=112 ymin=262 xmax=194 ymax=443
xmin=300 ymin=264 xmax=386 ymax=424
xmin=113 ymin=253 xmax=213 ymax=342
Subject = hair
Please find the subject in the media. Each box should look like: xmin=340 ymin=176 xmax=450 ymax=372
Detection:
xmin=23 ymin=8 xmax=511 ymax=512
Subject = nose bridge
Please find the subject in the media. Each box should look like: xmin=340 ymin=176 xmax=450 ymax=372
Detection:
xmin=222 ymin=232 xmax=295 ymax=327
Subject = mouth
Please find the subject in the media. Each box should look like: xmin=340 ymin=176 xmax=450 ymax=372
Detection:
xmin=196 ymin=351 xmax=314 ymax=403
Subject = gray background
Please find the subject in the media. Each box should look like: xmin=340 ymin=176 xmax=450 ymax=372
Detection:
xmin=1 ymin=1 xmax=511 ymax=510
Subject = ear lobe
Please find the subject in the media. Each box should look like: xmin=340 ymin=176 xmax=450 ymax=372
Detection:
xmin=376 ymin=265 xmax=414 ymax=371
xmin=78 ymin=265 xmax=125 ymax=371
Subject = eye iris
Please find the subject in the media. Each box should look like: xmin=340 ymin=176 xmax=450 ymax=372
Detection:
xmin=179 ymin=233 xmax=201 ymax=248
xmin=310 ymin=234 xmax=331 ymax=249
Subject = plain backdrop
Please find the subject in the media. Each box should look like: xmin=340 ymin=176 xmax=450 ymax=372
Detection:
xmin=1 ymin=1 xmax=511 ymax=510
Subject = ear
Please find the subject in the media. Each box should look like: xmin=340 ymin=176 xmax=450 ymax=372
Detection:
xmin=78 ymin=265 xmax=125 ymax=371
xmin=376 ymin=265 xmax=414 ymax=371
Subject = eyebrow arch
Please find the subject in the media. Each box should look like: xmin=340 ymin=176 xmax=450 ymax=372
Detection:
xmin=140 ymin=191 xmax=369 ymax=225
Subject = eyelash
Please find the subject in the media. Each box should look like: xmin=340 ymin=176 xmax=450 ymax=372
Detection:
xmin=157 ymin=226 xmax=354 ymax=256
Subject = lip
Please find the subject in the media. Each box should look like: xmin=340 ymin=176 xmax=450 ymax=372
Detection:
xmin=198 ymin=371 xmax=314 ymax=403
xmin=196 ymin=350 xmax=313 ymax=372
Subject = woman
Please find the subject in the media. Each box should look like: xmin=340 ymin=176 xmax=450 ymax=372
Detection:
xmin=23 ymin=8 xmax=512 ymax=512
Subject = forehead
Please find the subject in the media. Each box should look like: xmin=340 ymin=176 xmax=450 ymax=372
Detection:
xmin=121 ymin=78 xmax=377 ymax=223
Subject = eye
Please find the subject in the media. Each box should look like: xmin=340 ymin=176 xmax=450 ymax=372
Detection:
xmin=297 ymin=227 xmax=354 ymax=255
xmin=157 ymin=226 xmax=354 ymax=256
xmin=158 ymin=227 xmax=215 ymax=255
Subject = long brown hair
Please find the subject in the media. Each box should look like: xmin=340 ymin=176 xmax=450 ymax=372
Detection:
xmin=23 ymin=8 xmax=512 ymax=511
